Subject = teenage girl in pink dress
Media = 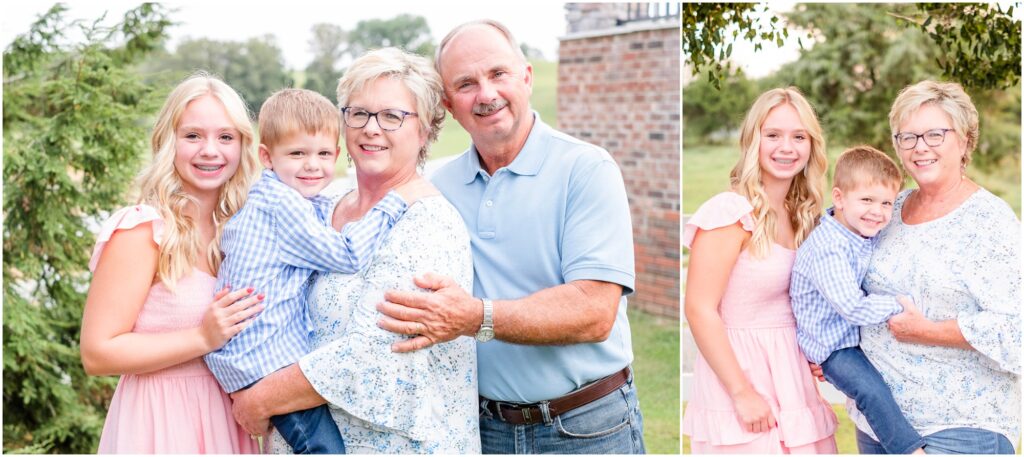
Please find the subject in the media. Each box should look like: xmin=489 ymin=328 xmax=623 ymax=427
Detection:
xmin=682 ymin=87 xmax=838 ymax=453
xmin=80 ymin=73 xmax=262 ymax=453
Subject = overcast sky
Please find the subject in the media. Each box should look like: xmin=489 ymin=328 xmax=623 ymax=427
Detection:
xmin=2 ymin=1 xmax=568 ymax=68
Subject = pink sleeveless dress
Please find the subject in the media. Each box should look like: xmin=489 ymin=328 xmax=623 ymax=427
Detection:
xmin=90 ymin=205 xmax=256 ymax=454
xmin=682 ymin=192 xmax=837 ymax=454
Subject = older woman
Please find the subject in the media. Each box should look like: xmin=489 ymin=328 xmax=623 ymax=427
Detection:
xmin=852 ymin=80 xmax=1020 ymax=454
xmin=230 ymin=47 xmax=479 ymax=453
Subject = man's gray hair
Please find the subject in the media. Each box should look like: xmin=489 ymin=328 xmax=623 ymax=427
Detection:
xmin=434 ymin=19 xmax=528 ymax=76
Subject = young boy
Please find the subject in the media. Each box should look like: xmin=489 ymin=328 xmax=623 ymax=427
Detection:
xmin=205 ymin=89 xmax=417 ymax=453
xmin=791 ymin=146 xmax=926 ymax=455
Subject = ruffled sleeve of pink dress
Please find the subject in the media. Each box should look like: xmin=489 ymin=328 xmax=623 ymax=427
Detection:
xmin=91 ymin=205 xmax=256 ymax=454
xmin=682 ymin=192 xmax=837 ymax=454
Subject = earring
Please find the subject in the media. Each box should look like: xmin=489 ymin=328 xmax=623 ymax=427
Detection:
xmin=346 ymin=153 xmax=353 ymax=167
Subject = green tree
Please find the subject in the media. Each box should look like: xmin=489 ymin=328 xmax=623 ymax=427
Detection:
xmin=520 ymin=42 xmax=546 ymax=61
xmin=900 ymin=3 xmax=1021 ymax=89
xmin=303 ymin=23 xmax=347 ymax=101
xmin=681 ymin=3 xmax=793 ymax=89
xmin=143 ymin=35 xmax=294 ymax=111
xmin=3 ymin=4 xmax=172 ymax=452
xmin=686 ymin=3 xmax=1021 ymax=91
xmin=682 ymin=72 xmax=758 ymax=144
xmin=769 ymin=3 xmax=1020 ymax=168
xmin=346 ymin=14 xmax=435 ymax=59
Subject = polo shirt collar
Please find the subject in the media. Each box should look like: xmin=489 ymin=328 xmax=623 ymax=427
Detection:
xmin=458 ymin=111 xmax=548 ymax=183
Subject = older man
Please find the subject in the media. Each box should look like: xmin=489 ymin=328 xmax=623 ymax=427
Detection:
xmin=379 ymin=20 xmax=644 ymax=454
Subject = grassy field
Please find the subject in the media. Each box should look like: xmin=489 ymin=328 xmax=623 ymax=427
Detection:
xmin=629 ymin=308 xmax=681 ymax=454
xmin=682 ymin=143 xmax=1021 ymax=216
xmin=337 ymin=60 xmax=558 ymax=177
xmin=682 ymin=403 xmax=857 ymax=453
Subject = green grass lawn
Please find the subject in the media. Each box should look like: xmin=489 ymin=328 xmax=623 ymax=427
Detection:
xmin=629 ymin=307 xmax=681 ymax=454
xmin=682 ymin=403 xmax=856 ymax=453
xmin=682 ymin=143 xmax=1021 ymax=216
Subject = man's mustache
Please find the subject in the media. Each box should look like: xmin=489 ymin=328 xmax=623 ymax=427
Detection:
xmin=473 ymin=99 xmax=509 ymax=116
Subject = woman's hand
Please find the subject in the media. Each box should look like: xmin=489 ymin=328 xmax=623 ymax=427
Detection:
xmin=231 ymin=385 xmax=273 ymax=437
xmin=732 ymin=388 xmax=777 ymax=433
xmin=887 ymin=297 xmax=930 ymax=344
xmin=199 ymin=287 xmax=265 ymax=352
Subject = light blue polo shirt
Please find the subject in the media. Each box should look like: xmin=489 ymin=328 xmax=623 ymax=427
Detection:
xmin=431 ymin=113 xmax=636 ymax=402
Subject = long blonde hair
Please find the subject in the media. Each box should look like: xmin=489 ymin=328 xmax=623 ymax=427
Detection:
xmin=729 ymin=87 xmax=827 ymax=258
xmin=136 ymin=72 xmax=258 ymax=289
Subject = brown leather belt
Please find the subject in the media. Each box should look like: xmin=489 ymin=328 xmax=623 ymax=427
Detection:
xmin=480 ymin=366 xmax=630 ymax=425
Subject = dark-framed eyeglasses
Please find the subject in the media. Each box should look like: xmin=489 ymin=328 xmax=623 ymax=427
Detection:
xmin=341 ymin=107 xmax=417 ymax=131
xmin=893 ymin=128 xmax=954 ymax=150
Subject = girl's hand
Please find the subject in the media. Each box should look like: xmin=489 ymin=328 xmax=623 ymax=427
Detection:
xmin=808 ymin=362 xmax=825 ymax=382
xmin=200 ymin=286 xmax=265 ymax=351
xmin=732 ymin=388 xmax=777 ymax=434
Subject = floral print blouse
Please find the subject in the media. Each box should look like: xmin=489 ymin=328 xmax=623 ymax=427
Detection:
xmin=269 ymin=195 xmax=479 ymax=454
xmin=851 ymin=188 xmax=1021 ymax=446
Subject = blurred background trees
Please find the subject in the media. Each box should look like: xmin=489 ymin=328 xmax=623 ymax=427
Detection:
xmin=683 ymin=2 xmax=1021 ymax=171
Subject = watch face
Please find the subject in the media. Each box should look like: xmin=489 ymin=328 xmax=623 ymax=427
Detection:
xmin=475 ymin=328 xmax=494 ymax=342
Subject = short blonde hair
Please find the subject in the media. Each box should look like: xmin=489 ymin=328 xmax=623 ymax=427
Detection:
xmin=336 ymin=47 xmax=445 ymax=167
xmin=730 ymin=87 xmax=827 ymax=258
xmin=834 ymin=145 xmax=903 ymax=193
xmin=889 ymin=80 xmax=979 ymax=168
xmin=138 ymin=71 xmax=259 ymax=289
xmin=258 ymin=88 xmax=340 ymax=150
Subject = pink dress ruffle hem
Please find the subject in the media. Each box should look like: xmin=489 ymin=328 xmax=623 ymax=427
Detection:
xmin=683 ymin=192 xmax=838 ymax=454
xmin=92 ymin=205 xmax=256 ymax=454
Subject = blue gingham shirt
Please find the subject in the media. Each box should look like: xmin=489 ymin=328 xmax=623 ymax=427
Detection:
xmin=205 ymin=169 xmax=407 ymax=392
xmin=790 ymin=208 xmax=903 ymax=364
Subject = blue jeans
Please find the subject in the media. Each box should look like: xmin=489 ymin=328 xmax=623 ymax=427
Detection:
xmin=857 ymin=427 xmax=1014 ymax=454
xmin=821 ymin=346 xmax=925 ymax=454
xmin=479 ymin=372 xmax=645 ymax=454
xmin=270 ymin=404 xmax=345 ymax=454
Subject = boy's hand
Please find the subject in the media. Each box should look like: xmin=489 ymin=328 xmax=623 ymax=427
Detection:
xmin=393 ymin=177 xmax=439 ymax=204
xmin=896 ymin=295 xmax=914 ymax=311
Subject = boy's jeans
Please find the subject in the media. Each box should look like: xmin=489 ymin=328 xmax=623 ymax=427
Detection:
xmin=857 ymin=427 xmax=1014 ymax=454
xmin=270 ymin=404 xmax=346 ymax=454
xmin=821 ymin=346 xmax=926 ymax=454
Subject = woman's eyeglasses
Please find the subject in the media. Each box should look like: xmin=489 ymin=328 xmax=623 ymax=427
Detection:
xmin=893 ymin=128 xmax=954 ymax=150
xmin=341 ymin=107 xmax=418 ymax=131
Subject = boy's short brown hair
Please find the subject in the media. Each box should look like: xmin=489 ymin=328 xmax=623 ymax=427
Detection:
xmin=258 ymin=88 xmax=340 ymax=149
xmin=833 ymin=145 xmax=903 ymax=192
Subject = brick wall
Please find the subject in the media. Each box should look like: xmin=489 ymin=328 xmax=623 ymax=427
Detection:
xmin=558 ymin=19 xmax=680 ymax=318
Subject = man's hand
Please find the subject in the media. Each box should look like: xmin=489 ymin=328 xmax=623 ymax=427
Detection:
xmin=230 ymin=385 xmax=274 ymax=437
xmin=378 ymin=272 xmax=482 ymax=352
xmin=888 ymin=297 xmax=930 ymax=344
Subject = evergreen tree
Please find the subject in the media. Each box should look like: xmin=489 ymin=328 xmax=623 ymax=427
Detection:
xmin=3 ymin=4 xmax=172 ymax=452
